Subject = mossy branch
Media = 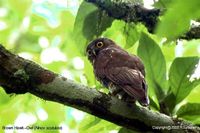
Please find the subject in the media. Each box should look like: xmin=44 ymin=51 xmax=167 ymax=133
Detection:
xmin=85 ymin=0 xmax=200 ymax=39
xmin=0 ymin=45 xmax=198 ymax=132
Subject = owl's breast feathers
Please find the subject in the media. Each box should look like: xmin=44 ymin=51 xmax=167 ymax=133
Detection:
xmin=94 ymin=46 xmax=149 ymax=106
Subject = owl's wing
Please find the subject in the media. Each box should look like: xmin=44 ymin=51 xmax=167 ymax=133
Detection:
xmin=105 ymin=67 xmax=149 ymax=106
xmin=98 ymin=47 xmax=145 ymax=76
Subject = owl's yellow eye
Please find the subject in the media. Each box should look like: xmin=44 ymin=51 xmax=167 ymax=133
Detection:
xmin=96 ymin=42 xmax=104 ymax=48
xmin=87 ymin=50 xmax=92 ymax=56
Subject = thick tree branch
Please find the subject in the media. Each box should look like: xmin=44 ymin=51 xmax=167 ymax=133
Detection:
xmin=0 ymin=45 xmax=199 ymax=132
xmin=86 ymin=0 xmax=160 ymax=33
xmin=180 ymin=26 xmax=200 ymax=40
xmin=85 ymin=0 xmax=200 ymax=39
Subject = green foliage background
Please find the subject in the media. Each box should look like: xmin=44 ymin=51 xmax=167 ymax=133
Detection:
xmin=0 ymin=0 xmax=199 ymax=132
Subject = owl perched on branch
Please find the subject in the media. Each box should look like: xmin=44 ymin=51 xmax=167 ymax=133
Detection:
xmin=86 ymin=38 xmax=149 ymax=107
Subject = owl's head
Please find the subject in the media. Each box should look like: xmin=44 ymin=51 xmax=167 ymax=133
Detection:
xmin=86 ymin=38 xmax=115 ymax=62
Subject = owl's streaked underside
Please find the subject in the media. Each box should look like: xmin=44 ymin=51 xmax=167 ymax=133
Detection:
xmin=86 ymin=38 xmax=149 ymax=107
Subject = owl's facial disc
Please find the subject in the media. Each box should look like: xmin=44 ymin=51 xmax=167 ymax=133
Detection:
xmin=86 ymin=38 xmax=112 ymax=63
xmin=87 ymin=41 xmax=104 ymax=57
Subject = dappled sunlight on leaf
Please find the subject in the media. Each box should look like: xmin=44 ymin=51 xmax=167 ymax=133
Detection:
xmin=189 ymin=60 xmax=200 ymax=82
xmin=14 ymin=113 xmax=37 ymax=127
xmin=138 ymin=32 xmax=168 ymax=101
xmin=156 ymin=0 xmax=200 ymax=40
xmin=38 ymin=36 xmax=50 ymax=48
xmin=36 ymin=108 xmax=48 ymax=121
xmin=169 ymin=57 xmax=200 ymax=104
xmin=61 ymin=69 xmax=74 ymax=80
xmin=40 ymin=47 xmax=67 ymax=64
xmin=18 ymin=52 xmax=33 ymax=60
xmin=72 ymin=57 xmax=84 ymax=70
xmin=0 ymin=21 xmax=8 ymax=31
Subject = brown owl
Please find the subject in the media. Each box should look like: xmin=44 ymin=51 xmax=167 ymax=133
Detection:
xmin=86 ymin=38 xmax=149 ymax=107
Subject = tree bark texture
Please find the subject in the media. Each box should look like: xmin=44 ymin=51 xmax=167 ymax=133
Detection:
xmin=86 ymin=0 xmax=200 ymax=39
xmin=0 ymin=45 xmax=199 ymax=132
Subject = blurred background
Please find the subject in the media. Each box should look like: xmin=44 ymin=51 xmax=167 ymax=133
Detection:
xmin=0 ymin=0 xmax=121 ymax=132
xmin=0 ymin=0 xmax=199 ymax=133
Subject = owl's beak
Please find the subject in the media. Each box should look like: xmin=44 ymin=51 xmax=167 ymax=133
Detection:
xmin=92 ymin=50 xmax=96 ymax=56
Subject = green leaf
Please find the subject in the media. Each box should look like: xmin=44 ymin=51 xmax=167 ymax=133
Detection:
xmin=182 ymin=40 xmax=200 ymax=57
xmin=79 ymin=115 xmax=119 ymax=133
xmin=153 ymin=0 xmax=172 ymax=8
xmin=169 ymin=57 xmax=200 ymax=103
xmin=177 ymin=103 xmax=200 ymax=117
xmin=0 ymin=89 xmax=11 ymax=106
xmin=176 ymin=103 xmax=200 ymax=124
xmin=83 ymin=57 xmax=96 ymax=86
xmin=73 ymin=2 xmax=97 ymax=54
xmin=161 ymin=92 xmax=176 ymax=114
xmin=80 ymin=117 xmax=101 ymax=131
xmin=102 ymin=20 xmax=126 ymax=47
xmin=124 ymin=23 xmax=140 ymax=49
xmin=156 ymin=0 xmax=200 ymax=39
xmin=74 ymin=2 xmax=113 ymax=54
xmin=83 ymin=10 xmax=113 ymax=40
xmin=186 ymin=85 xmax=200 ymax=103
xmin=138 ymin=32 xmax=167 ymax=101
xmin=8 ymin=0 xmax=32 ymax=19
xmin=149 ymin=97 xmax=159 ymax=111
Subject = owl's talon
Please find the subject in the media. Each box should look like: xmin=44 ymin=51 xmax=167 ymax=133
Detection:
xmin=108 ymin=82 xmax=113 ymax=88
xmin=108 ymin=82 xmax=121 ymax=96
xmin=117 ymin=94 xmax=122 ymax=99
